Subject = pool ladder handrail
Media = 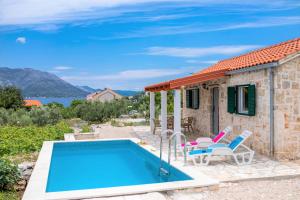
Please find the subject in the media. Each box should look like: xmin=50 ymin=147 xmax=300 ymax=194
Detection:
xmin=159 ymin=130 xmax=187 ymax=176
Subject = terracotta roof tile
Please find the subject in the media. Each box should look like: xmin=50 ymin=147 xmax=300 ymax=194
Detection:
xmin=197 ymin=37 xmax=300 ymax=75
xmin=24 ymin=100 xmax=42 ymax=107
xmin=145 ymin=37 xmax=300 ymax=91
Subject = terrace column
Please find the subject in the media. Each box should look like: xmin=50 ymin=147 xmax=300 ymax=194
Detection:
xmin=174 ymin=89 xmax=181 ymax=144
xmin=150 ymin=92 xmax=155 ymax=134
xmin=160 ymin=90 xmax=168 ymax=136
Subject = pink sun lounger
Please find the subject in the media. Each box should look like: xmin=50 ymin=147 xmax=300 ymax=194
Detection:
xmin=181 ymin=126 xmax=232 ymax=150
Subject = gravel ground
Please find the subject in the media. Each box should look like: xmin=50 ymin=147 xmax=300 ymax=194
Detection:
xmin=168 ymin=178 xmax=300 ymax=200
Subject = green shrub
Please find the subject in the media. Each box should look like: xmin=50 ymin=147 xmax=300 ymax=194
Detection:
xmin=74 ymin=99 xmax=130 ymax=123
xmin=29 ymin=109 xmax=49 ymax=126
xmin=7 ymin=109 xmax=32 ymax=126
xmin=47 ymin=108 xmax=62 ymax=125
xmin=60 ymin=107 xmax=76 ymax=119
xmin=0 ymin=121 xmax=72 ymax=157
xmin=81 ymin=124 xmax=91 ymax=133
xmin=0 ymin=159 xmax=20 ymax=190
xmin=0 ymin=86 xmax=24 ymax=109
xmin=0 ymin=108 xmax=9 ymax=125
xmin=70 ymin=99 xmax=85 ymax=108
xmin=29 ymin=107 xmax=62 ymax=126
xmin=46 ymin=102 xmax=64 ymax=109
xmin=0 ymin=191 xmax=18 ymax=200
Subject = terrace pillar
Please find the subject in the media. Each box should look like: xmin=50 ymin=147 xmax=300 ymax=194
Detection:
xmin=174 ymin=89 xmax=182 ymax=144
xmin=150 ymin=92 xmax=155 ymax=134
xmin=160 ymin=90 xmax=167 ymax=136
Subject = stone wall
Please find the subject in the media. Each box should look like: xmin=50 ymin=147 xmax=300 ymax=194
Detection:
xmin=183 ymin=56 xmax=300 ymax=159
xmin=273 ymin=56 xmax=300 ymax=159
xmin=183 ymin=69 xmax=271 ymax=157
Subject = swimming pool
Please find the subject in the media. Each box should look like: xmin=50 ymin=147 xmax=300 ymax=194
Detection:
xmin=23 ymin=138 xmax=218 ymax=200
xmin=46 ymin=140 xmax=192 ymax=192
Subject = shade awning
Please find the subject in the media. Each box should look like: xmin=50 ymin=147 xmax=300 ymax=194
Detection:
xmin=145 ymin=81 xmax=171 ymax=92
xmin=170 ymin=69 xmax=227 ymax=89
xmin=145 ymin=69 xmax=227 ymax=92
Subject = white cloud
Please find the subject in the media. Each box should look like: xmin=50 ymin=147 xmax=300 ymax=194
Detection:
xmin=144 ymin=45 xmax=260 ymax=58
xmin=53 ymin=66 xmax=73 ymax=71
xmin=16 ymin=37 xmax=26 ymax=44
xmin=61 ymin=68 xmax=192 ymax=82
xmin=109 ymin=16 xmax=300 ymax=39
xmin=0 ymin=0 xmax=298 ymax=26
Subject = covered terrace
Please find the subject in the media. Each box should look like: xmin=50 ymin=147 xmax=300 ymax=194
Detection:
xmin=144 ymin=69 xmax=227 ymax=144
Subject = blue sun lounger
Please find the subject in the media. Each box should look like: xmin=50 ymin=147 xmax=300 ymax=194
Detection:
xmin=188 ymin=130 xmax=255 ymax=165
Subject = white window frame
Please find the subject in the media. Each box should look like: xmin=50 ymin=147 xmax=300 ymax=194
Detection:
xmin=237 ymin=85 xmax=249 ymax=114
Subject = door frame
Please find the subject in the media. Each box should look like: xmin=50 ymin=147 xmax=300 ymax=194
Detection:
xmin=212 ymin=87 xmax=219 ymax=135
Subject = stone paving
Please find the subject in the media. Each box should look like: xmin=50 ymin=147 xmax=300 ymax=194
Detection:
xmin=132 ymin=126 xmax=300 ymax=182
xmin=78 ymin=124 xmax=300 ymax=200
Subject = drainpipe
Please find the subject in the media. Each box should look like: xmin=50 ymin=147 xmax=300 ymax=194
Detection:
xmin=269 ymin=68 xmax=275 ymax=158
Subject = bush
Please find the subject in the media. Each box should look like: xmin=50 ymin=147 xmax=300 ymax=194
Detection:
xmin=29 ymin=107 xmax=62 ymax=126
xmin=81 ymin=124 xmax=91 ymax=133
xmin=0 ymin=121 xmax=72 ymax=157
xmin=7 ymin=109 xmax=32 ymax=126
xmin=46 ymin=102 xmax=64 ymax=109
xmin=0 ymin=191 xmax=18 ymax=200
xmin=74 ymin=99 xmax=130 ymax=123
xmin=60 ymin=107 xmax=76 ymax=119
xmin=0 ymin=108 xmax=9 ymax=125
xmin=0 ymin=159 xmax=20 ymax=190
xmin=0 ymin=86 xmax=24 ymax=109
xmin=0 ymin=107 xmax=63 ymax=127
xmin=70 ymin=99 xmax=85 ymax=108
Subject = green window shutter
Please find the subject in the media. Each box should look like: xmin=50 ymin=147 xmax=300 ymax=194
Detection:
xmin=227 ymin=87 xmax=236 ymax=113
xmin=192 ymin=89 xmax=199 ymax=109
xmin=186 ymin=90 xmax=191 ymax=108
xmin=248 ymin=85 xmax=256 ymax=116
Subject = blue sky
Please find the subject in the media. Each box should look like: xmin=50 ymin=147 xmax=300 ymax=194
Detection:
xmin=0 ymin=0 xmax=300 ymax=90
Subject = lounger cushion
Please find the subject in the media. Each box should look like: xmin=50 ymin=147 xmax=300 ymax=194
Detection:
xmin=189 ymin=148 xmax=213 ymax=155
xmin=208 ymin=143 xmax=227 ymax=148
xmin=181 ymin=141 xmax=198 ymax=147
xmin=212 ymin=131 xmax=225 ymax=143
xmin=228 ymin=136 xmax=243 ymax=150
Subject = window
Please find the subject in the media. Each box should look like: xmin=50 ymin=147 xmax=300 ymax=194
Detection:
xmin=237 ymin=86 xmax=249 ymax=114
xmin=227 ymin=85 xmax=256 ymax=116
xmin=186 ymin=88 xmax=199 ymax=109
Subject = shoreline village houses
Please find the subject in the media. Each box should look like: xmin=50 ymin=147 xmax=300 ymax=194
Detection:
xmin=86 ymin=88 xmax=123 ymax=103
xmin=145 ymin=37 xmax=300 ymax=160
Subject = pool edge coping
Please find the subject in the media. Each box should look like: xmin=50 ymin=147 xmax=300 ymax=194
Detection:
xmin=22 ymin=138 xmax=219 ymax=200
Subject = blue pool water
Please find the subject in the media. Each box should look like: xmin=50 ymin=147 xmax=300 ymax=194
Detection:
xmin=46 ymin=140 xmax=192 ymax=192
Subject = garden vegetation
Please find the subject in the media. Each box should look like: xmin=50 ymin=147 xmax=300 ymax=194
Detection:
xmin=0 ymin=86 xmax=150 ymax=194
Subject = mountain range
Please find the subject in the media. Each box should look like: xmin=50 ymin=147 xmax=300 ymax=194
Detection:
xmin=0 ymin=67 xmax=141 ymax=97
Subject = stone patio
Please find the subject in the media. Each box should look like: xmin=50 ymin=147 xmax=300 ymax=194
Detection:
xmin=132 ymin=126 xmax=300 ymax=182
xmin=71 ymin=123 xmax=300 ymax=200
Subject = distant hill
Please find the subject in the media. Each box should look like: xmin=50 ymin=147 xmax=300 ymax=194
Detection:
xmin=76 ymin=85 xmax=99 ymax=93
xmin=0 ymin=68 xmax=88 ymax=97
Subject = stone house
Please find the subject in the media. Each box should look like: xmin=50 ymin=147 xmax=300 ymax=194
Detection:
xmin=86 ymin=88 xmax=123 ymax=102
xmin=145 ymin=37 xmax=300 ymax=160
